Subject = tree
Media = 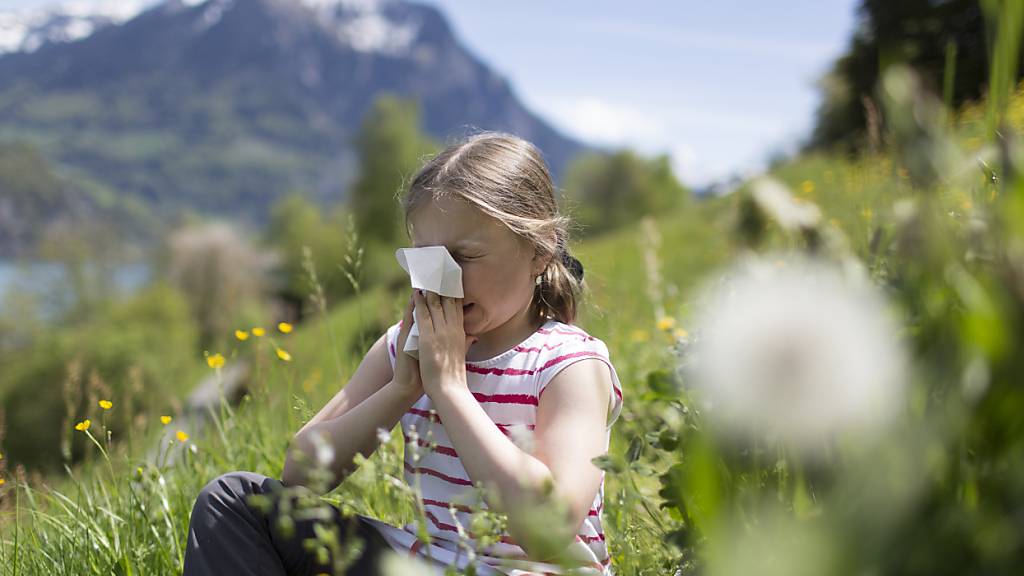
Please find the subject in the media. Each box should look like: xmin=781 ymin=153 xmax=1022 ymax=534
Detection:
xmin=349 ymin=95 xmax=436 ymax=247
xmin=809 ymin=0 xmax=1006 ymax=150
xmin=264 ymin=192 xmax=349 ymax=314
xmin=562 ymin=150 xmax=689 ymax=237
xmin=0 ymin=142 xmax=67 ymax=257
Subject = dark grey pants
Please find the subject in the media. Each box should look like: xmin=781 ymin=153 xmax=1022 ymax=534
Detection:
xmin=183 ymin=471 xmax=394 ymax=576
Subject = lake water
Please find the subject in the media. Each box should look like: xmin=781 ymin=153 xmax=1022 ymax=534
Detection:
xmin=0 ymin=261 xmax=150 ymax=317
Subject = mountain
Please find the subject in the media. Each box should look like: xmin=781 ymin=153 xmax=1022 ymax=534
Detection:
xmin=0 ymin=0 xmax=585 ymax=240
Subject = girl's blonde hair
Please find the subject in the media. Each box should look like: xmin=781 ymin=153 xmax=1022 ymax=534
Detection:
xmin=402 ymin=132 xmax=584 ymax=325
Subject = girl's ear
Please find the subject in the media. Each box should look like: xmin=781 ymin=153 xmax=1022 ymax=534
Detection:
xmin=531 ymin=243 xmax=555 ymax=277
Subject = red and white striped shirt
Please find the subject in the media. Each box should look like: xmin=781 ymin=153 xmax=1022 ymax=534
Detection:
xmin=364 ymin=317 xmax=624 ymax=575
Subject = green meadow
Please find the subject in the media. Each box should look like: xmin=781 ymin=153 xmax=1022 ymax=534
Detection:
xmin=4 ymin=11 xmax=1024 ymax=573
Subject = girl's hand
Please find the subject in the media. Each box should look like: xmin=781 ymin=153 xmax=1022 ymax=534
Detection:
xmin=393 ymin=292 xmax=423 ymax=397
xmin=414 ymin=289 xmax=478 ymax=398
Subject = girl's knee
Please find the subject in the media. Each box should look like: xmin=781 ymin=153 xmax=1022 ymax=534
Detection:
xmin=194 ymin=471 xmax=278 ymax=516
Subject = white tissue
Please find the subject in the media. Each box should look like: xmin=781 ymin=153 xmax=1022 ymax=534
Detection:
xmin=395 ymin=246 xmax=464 ymax=359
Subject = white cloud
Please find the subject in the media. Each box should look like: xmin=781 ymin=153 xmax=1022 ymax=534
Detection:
xmin=545 ymin=97 xmax=661 ymax=145
xmin=534 ymin=95 xmax=769 ymax=187
xmin=669 ymin=143 xmax=702 ymax=185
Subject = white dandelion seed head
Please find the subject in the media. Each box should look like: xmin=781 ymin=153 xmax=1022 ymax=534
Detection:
xmin=751 ymin=177 xmax=822 ymax=230
xmin=376 ymin=427 xmax=391 ymax=445
xmin=685 ymin=253 xmax=908 ymax=455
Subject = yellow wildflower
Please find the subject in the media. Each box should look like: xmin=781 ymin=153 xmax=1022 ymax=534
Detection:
xmin=206 ymin=353 xmax=225 ymax=369
xmin=656 ymin=317 xmax=676 ymax=331
xmin=98 ymin=399 xmax=112 ymax=410
xmin=278 ymin=322 xmax=293 ymax=334
xmin=75 ymin=419 xmax=91 ymax=432
xmin=252 ymin=327 xmax=266 ymax=337
xmin=630 ymin=329 xmax=650 ymax=343
xmin=235 ymin=329 xmax=250 ymax=341
xmin=276 ymin=347 xmax=293 ymax=362
xmin=0 ymin=478 xmax=5 ymax=486
xmin=862 ymin=207 xmax=873 ymax=220
xmin=176 ymin=430 xmax=189 ymax=442
xmin=673 ymin=328 xmax=688 ymax=340
xmin=160 ymin=415 xmax=173 ymax=425
xmin=800 ymin=180 xmax=815 ymax=195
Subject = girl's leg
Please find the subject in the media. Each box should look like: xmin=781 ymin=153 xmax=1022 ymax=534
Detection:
xmin=183 ymin=471 xmax=393 ymax=576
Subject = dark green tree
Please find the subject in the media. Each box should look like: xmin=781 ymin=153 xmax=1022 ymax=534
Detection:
xmin=809 ymin=0 xmax=1013 ymax=150
xmin=349 ymin=95 xmax=436 ymax=247
xmin=264 ymin=192 xmax=349 ymax=313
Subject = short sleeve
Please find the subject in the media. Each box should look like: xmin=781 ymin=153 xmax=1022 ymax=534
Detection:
xmin=384 ymin=319 xmax=404 ymax=373
xmin=535 ymin=336 xmax=624 ymax=428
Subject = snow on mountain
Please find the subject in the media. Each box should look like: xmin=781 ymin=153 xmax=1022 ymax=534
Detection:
xmin=1 ymin=0 xmax=421 ymax=57
xmin=0 ymin=0 xmax=143 ymax=54
xmin=300 ymin=0 xmax=419 ymax=56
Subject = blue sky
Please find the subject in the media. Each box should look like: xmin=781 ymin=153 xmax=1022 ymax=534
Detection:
xmin=2 ymin=0 xmax=860 ymax=187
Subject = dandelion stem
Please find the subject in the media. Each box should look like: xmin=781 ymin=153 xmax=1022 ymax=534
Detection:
xmin=84 ymin=430 xmax=120 ymax=503
xmin=205 ymin=403 xmax=232 ymax=461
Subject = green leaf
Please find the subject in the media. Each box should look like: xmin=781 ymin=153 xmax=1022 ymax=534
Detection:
xmin=626 ymin=435 xmax=645 ymax=463
xmin=646 ymin=369 xmax=681 ymax=399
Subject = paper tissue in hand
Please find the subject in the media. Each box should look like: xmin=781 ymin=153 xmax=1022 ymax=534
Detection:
xmin=395 ymin=246 xmax=464 ymax=359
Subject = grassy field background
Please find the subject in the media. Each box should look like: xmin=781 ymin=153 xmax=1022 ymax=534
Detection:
xmin=2 ymin=72 xmax=1024 ymax=575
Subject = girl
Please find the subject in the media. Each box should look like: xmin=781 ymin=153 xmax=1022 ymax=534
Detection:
xmin=183 ymin=133 xmax=624 ymax=575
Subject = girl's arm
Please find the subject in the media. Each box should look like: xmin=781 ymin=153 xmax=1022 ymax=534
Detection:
xmin=282 ymin=296 xmax=423 ymax=492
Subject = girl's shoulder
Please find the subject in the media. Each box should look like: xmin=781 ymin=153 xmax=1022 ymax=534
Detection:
xmin=533 ymin=319 xmax=624 ymax=428
xmin=533 ymin=319 xmax=620 ymax=362
xmin=535 ymin=319 xmax=603 ymax=345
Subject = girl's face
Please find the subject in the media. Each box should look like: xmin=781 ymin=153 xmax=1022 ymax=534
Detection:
xmin=409 ymin=196 xmax=544 ymax=337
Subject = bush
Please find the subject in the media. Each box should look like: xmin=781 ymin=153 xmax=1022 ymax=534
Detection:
xmin=0 ymin=283 xmax=199 ymax=472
